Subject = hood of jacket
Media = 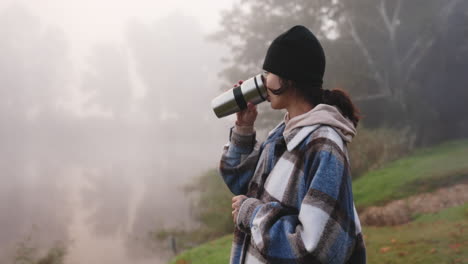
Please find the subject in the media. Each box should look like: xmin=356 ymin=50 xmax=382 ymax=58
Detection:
xmin=283 ymin=104 xmax=357 ymax=143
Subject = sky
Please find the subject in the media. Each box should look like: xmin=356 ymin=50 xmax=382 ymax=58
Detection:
xmin=1 ymin=0 xmax=233 ymax=57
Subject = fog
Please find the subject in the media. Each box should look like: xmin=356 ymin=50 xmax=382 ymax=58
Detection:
xmin=0 ymin=1 xmax=235 ymax=263
xmin=3 ymin=0 xmax=467 ymax=263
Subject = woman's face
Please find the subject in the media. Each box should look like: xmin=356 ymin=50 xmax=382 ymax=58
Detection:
xmin=263 ymin=72 xmax=293 ymax=110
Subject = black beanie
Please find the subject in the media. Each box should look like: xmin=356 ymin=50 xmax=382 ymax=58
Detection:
xmin=263 ymin=25 xmax=325 ymax=87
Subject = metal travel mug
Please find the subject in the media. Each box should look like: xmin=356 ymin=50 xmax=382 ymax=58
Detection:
xmin=211 ymin=73 xmax=267 ymax=118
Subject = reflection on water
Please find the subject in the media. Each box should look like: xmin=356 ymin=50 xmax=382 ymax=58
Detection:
xmin=67 ymin=167 xmax=168 ymax=264
xmin=0 ymin=118 xmax=228 ymax=263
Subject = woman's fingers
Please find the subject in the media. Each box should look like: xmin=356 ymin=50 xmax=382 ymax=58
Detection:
xmin=236 ymin=102 xmax=257 ymax=127
xmin=233 ymin=80 xmax=243 ymax=87
xmin=232 ymin=195 xmax=247 ymax=207
xmin=231 ymin=200 xmax=241 ymax=209
xmin=247 ymin=102 xmax=256 ymax=111
xmin=232 ymin=195 xmax=247 ymax=223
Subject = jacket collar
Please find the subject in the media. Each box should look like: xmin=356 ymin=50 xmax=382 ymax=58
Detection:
xmin=268 ymin=122 xmax=320 ymax=152
xmin=284 ymin=125 xmax=320 ymax=151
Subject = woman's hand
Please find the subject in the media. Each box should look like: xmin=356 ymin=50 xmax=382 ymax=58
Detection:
xmin=236 ymin=102 xmax=257 ymax=126
xmin=233 ymin=80 xmax=258 ymax=127
xmin=232 ymin=195 xmax=248 ymax=224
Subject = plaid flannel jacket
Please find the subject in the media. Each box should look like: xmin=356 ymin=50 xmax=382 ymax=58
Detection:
xmin=219 ymin=122 xmax=366 ymax=264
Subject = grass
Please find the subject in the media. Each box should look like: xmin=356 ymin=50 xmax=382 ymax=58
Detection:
xmin=353 ymin=139 xmax=468 ymax=208
xmin=169 ymin=234 xmax=232 ymax=264
xmin=364 ymin=203 xmax=468 ymax=264
xmin=170 ymin=204 xmax=468 ymax=264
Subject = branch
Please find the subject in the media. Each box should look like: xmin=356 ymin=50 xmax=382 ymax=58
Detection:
xmin=403 ymin=0 xmax=459 ymax=81
xmin=347 ymin=17 xmax=386 ymax=89
xmin=378 ymin=0 xmax=401 ymax=41
xmin=354 ymin=91 xmax=391 ymax=102
xmin=402 ymin=37 xmax=423 ymax=64
xmin=392 ymin=0 xmax=402 ymax=27
xmin=444 ymin=0 xmax=462 ymax=15
xmin=378 ymin=0 xmax=393 ymax=39
xmin=403 ymin=38 xmax=435 ymax=84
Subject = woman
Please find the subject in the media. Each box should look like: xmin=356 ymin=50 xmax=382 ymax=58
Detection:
xmin=219 ymin=25 xmax=366 ymax=264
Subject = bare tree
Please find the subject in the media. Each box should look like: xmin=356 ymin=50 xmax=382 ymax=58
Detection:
xmin=342 ymin=0 xmax=462 ymax=107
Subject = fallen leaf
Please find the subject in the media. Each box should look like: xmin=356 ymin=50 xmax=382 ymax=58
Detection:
xmin=429 ymin=248 xmax=437 ymax=254
xmin=380 ymin=247 xmax=391 ymax=253
xmin=398 ymin=251 xmax=408 ymax=257
xmin=449 ymin=243 xmax=462 ymax=250
xmin=391 ymin=238 xmax=397 ymax=244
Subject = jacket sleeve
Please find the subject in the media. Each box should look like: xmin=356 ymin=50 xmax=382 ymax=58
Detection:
xmin=219 ymin=127 xmax=263 ymax=195
xmin=235 ymin=141 xmax=361 ymax=263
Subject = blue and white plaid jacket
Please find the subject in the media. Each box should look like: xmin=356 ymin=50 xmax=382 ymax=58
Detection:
xmin=220 ymin=121 xmax=366 ymax=264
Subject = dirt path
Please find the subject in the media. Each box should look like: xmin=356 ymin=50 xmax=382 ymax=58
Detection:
xmin=360 ymin=183 xmax=468 ymax=226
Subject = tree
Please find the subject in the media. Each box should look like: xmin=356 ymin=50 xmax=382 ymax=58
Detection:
xmin=81 ymin=44 xmax=133 ymax=118
xmin=337 ymin=0 xmax=463 ymax=107
xmin=0 ymin=4 xmax=71 ymax=120
xmin=211 ymin=0 xmax=339 ymax=132
xmin=213 ymin=0 xmax=468 ymax=143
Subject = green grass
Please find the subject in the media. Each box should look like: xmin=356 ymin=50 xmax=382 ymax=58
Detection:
xmin=170 ymin=204 xmax=468 ymax=264
xmin=365 ymin=204 xmax=468 ymax=264
xmin=169 ymin=234 xmax=233 ymax=264
xmin=353 ymin=139 xmax=468 ymax=208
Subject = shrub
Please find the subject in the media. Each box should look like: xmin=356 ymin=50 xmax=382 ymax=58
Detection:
xmin=349 ymin=126 xmax=416 ymax=178
xmin=14 ymin=240 xmax=67 ymax=264
xmin=152 ymin=169 xmax=233 ymax=253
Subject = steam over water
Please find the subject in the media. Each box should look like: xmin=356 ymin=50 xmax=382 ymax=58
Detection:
xmin=0 ymin=1 xmax=233 ymax=263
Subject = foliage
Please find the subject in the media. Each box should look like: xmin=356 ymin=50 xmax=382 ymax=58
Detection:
xmin=152 ymin=169 xmax=234 ymax=252
xmin=210 ymin=0 xmax=339 ymax=129
xmin=353 ymin=139 xmax=468 ymax=208
xmin=212 ymin=0 xmax=468 ymax=144
xmin=184 ymin=169 xmax=234 ymax=236
xmin=14 ymin=240 xmax=67 ymax=264
xmin=349 ymin=125 xmax=415 ymax=178
xmin=210 ymin=0 xmax=335 ymax=84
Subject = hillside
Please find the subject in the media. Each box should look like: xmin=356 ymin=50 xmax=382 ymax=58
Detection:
xmin=170 ymin=204 xmax=468 ymax=264
xmin=169 ymin=139 xmax=468 ymax=263
xmin=353 ymin=139 xmax=468 ymax=208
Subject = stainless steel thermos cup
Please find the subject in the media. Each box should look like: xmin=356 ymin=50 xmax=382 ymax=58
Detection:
xmin=211 ymin=73 xmax=267 ymax=118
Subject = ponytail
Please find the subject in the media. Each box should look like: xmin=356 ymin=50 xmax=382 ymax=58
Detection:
xmin=282 ymin=78 xmax=361 ymax=127
xmin=322 ymin=88 xmax=360 ymax=127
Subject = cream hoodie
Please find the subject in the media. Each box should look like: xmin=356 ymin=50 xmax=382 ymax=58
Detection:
xmin=283 ymin=104 xmax=356 ymax=143
xmin=234 ymin=104 xmax=356 ymax=143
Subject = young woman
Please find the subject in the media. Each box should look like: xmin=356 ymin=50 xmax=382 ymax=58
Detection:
xmin=219 ymin=25 xmax=366 ymax=263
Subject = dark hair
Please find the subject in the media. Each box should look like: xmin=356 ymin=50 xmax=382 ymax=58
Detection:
xmin=279 ymin=78 xmax=360 ymax=127
xmin=321 ymin=88 xmax=360 ymax=127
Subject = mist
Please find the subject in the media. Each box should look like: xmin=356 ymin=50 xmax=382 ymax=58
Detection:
xmin=2 ymin=0 xmax=467 ymax=263
xmin=0 ymin=1 xmax=233 ymax=263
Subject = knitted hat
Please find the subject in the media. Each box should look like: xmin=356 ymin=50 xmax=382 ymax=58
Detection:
xmin=263 ymin=25 xmax=325 ymax=87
